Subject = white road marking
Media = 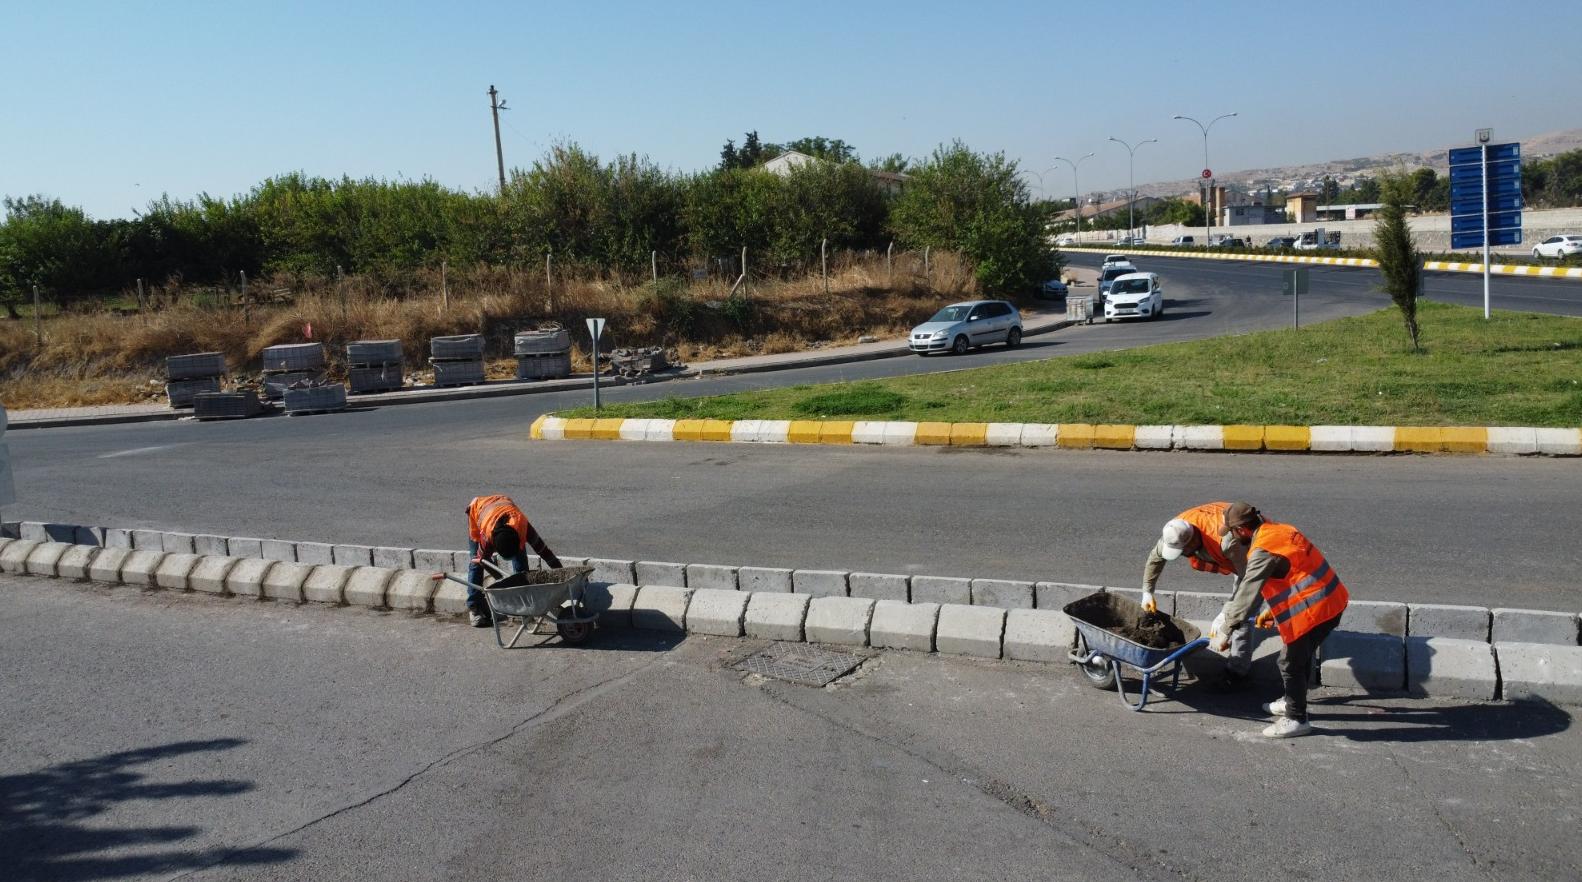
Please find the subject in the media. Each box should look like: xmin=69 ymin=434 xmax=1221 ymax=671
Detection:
xmin=98 ymin=444 xmax=184 ymax=459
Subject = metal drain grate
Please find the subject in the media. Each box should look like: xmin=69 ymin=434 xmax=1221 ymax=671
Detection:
xmin=734 ymin=643 xmax=869 ymax=686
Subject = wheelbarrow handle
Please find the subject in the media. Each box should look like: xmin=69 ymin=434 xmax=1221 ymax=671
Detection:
xmin=434 ymin=572 xmax=485 ymax=592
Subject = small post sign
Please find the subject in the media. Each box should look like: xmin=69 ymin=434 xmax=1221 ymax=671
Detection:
xmin=586 ymin=318 xmax=607 ymax=411
xmin=1282 ymin=267 xmax=1308 ymax=329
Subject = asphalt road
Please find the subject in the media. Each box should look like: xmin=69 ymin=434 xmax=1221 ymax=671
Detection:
xmin=7 ymin=258 xmax=1580 ymax=611
xmin=4 ymin=578 xmax=1579 ymax=882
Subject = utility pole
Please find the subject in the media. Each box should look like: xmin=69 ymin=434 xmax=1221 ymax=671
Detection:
xmin=1108 ymin=137 xmax=1157 ymax=240
xmin=488 ymin=85 xmax=508 ymax=193
xmin=1175 ymin=112 xmax=1238 ymax=244
xmin=1053 ymin=153 xmax=1095 ymax=235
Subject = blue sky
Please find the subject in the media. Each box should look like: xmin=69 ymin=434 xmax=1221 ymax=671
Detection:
xmin=3 ymin=0 xmax=1578 ymax=219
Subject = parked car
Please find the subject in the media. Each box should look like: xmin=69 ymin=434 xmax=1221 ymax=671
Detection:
xmin=1115 ymin=236 xmax=1146 ymax=246
xmin=1100 ymin=254 xmax=1130 ymax=268
xmin=1103 ymin=272 xmax=1164 ymax=322
xmin=1533 ymin=235 xmax=1582 ymax=259
xmin=1054 ymin=234 xmax=1078 ymax=247
xmin=1038 ymin=278 xmax=1069 ymax=299
xmin=1266 ymin=236 xmax=1297 ymax=248
xmin=1099 ymin=262 xmax=1138 ymax=297
xmin=1216 ymin=237 xmax=1246 ymax=248
xmin=908 ymin=300 xmax=1023 ymax=355
xmin=1170 ymin=235 xmax=1196 ymax=246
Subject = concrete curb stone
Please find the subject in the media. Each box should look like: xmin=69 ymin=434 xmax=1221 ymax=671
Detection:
xmin=344 ymin=566 xmax=398 ymax=608
xmin=24 ymin=542 xmax=72 ymax=577
xmin=432 ymin=579 xmax=469 ymax=615
xmin=636 ymin=561 xmax=687 ymax=588
xmin=162 ymin=532 xmax=198 ymax=554
xmin=303 ymin=565 xmax=354 ymax=604
xmin=1405 ymin=637 xmax=1498 ymax=700
xmin=0 ymin=523 xmax=16 ymax=540
xmin=224 ymin=558 xmax=277 ymax=598
xmin=333 ymin=544 xmax=375 ymax=567
xmin=372 ymin=546 xmax=415 ymax=569
xmin=1343 ymin=600 xmax=1408 ymax=636
xmin=739 ymin=566 xmax=793 ymax=593
xmin=152 ymin=553 xmax=200 ymax=590
xmin=228 ymin=537 xmax=264 ymax=559
xmin=805 ymin=596 xmax=876 ymax=646
xmin=296 ymin=541 xmax=336 ymax=566
xmin=848 ymin=572 xmax=909 ymax=602
xmin=56 ymin=544 xmax=101 ymax=580
xmin=1408 ymin=603 xmax=1491 ymax=641
xmin=387 ymin=570 xmax=437 ymax=612
xmin=632 ymin=586 xmax=691 ymax=632
xmin=1497 ymin=642 xmax=1582 ymax=704
xmin=452 ymin=551 xmax=473 ymax=573
xmin=744 ymin=592 xmax=811 ymax=642
xmin=1319 ymin=631 xmax=1406 ymax=693
xmin=792 ymin=569 xmax=848 ymax=597
xmin=262 ymin=562 xmax=315 ymax=602
xmin=105 ymin=528 xmax=133 ymax=549
xmin=75 ymin=526 xmax=106 ymax=547
xmin=1035 ymin=581 xmax=1104 ymax=612
xmin=586 ymin=558 xmax=636 ymax=586
xmin=17 ymin=522 xmax=46 ymax=541
xmin=42 ymin=523 xmax=79 ymax=542
xmin=1491 ymin=608 xmax=1579 ymax=645
xmin=413 ymin=549 xmax=457 ymax=573
xmin=684 ymin=588 xmax=749 ymax=636
xmin=88 ymin=547 xmax=133 ymax=583
xmin=262 ymin=540 xmax=296 ymax=562
xmin=189 ymin=556 xmax=240 ymax=594
xmin=1172 ymin=590 xmax=1233 ymax=621
xmin=131 ymin=530 xmax=163 ymax=551
xmin=971 ymin=579 xmax=1034 ymax=609
xmin=583 ymin=582 xmax=637 ymax=628
xmin=936 ymin=604 xmax=1006 ymax=658
xmin=119 ymin=550 xmax=168 ymax=586
xmin=686 ymin=564 xmax=738 ymax=592
xmin=194 ymin=535 xmax=229 ymax=556
xmin=911 ymin=576 xmax=971 ymax=605
xmin=869 ymin=600 xmax=939 ymax=652
xmin=1003 ymin=609 xmax=1076 ymax=662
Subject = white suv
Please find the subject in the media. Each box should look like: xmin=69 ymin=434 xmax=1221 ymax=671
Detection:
xmin=1533 ymin=235 xmax=1582 ymax=259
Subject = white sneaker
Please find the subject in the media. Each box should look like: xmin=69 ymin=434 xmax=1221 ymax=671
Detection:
xmin=1262 ymin=717 xmax=1313 ymax=739
xmin=1261 ymin=698 xmax=1287 ymax=716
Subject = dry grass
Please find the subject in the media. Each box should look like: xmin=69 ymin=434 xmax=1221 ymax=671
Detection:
xmin=0 ymin=252 xmax=977 ymax=409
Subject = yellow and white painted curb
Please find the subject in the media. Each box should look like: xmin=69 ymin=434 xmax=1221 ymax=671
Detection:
xmin=1065 ymin=246 xmax=1582 ymax=280
xmin=531 ymin=416 xmax=1582 ymax=456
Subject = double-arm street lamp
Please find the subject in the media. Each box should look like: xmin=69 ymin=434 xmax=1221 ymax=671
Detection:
xmin=1052 ymin=152 xmax=1095 ymax=234
xmin=1107 ymin=137 xmax=1157 ymax=238
xmin=1172 ymin=112 xmax=1237 ymax=243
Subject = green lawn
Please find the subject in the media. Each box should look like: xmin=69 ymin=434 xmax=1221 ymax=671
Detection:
xmin=565 ymin=303 xmax=1582 ymax=427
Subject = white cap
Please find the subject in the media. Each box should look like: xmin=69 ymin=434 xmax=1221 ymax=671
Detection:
xmin=1158 ymin=519 xmax=1195 ymax=561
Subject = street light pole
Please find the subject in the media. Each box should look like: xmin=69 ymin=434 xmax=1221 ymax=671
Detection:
xmin=1173 ymin=112 xmax=1237 ymax=244
xmin=1107 ymin=137 xmax=1157 ymax=240
xmin=1053 ymin=152 xmax=1096 ymax=235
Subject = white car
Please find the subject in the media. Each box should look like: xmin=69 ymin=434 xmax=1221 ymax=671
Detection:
xmin=1054 ymin=234 xmax=1078 ymax=247
xmin=1100 ymin=254 xmax=1131 ymax=271
xmin=1104 ymin=272 xmax=1164 ymax=322
xmin=1533 ymin=235 xmax=1582 ymax=259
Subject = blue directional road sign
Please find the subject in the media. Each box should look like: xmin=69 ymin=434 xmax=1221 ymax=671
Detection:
xmin=1449 ymin=142 xmax=1522 ymax=250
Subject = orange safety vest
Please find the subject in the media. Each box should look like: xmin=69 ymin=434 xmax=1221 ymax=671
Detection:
xmin=1176 ymin=501 xmax=1239 ymax=576
xmin=467 ymin=494 xmax=530 ymax=551
xmin=1251 ymin=521 xmax=1348 ymax=643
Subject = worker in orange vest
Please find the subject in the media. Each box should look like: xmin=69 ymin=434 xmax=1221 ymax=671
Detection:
xmin=1210 ymin=502 xmax=1348 ymax=738
xmin=465 ymin=494 xmax=563 ymax=628
xmin=1143 ymin=501 xmax=1252 ymax=690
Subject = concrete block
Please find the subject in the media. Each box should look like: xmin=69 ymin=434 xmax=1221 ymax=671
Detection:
xmin=105 ymin=528 xmax=133 ymax=549
xmin=848 ymin=572 xmax=909 ymax=602
xmin=744 ymin=592 xmax=811 ymax=642
xmin=1350 ymin=426 xmax=1396 ymax=453
xmin=1134 ymin=425 xmax=1174 ymax=449
xmin=453 ymin=551 xmax=474 ymax=574
xmin=869 ymin=600 xmax=939 ymax=651
xmin=262 ymin=562 xmax=315 ymax=602
xmin=228 ymin=537 xmax=264 ymax=559
xmin=851 ymin=421 xmax=888 ymax=445
xmin=971 ymin=579 xmax=1035 ymax=609
xmin=40 ymin=523 xmax=79 ymax=543
xmin=344 ymin=566 xmax=398 ymax=608
xmin=586 ymin=558 xmax=636 ymax=586
xmin=1003 ymin=608 xmax=1077 ymax=663
xmin=623 ymin=419 xmax=656 ymax=441
xmin=636 ymin=560 xmax=687 ymax=588
xmin=1343 ymin=600 xmax=1407 ymax=636
xmin=432 ymin=579 xmax=469 ymax=615
xmin=87 ymin=547 xmax=132 ymax=583
xmin=686 ymin=563 xmax=738 ymax=592
xmin=684 ymin=588 xmax=749 ymax=636
xmin=162 ymin=532 xmax=197 ymax=554
xmin=296 ymin=541 xmax=336 ymax=565
xmin=583 ymin=582 xmax=637 ymax=628
xmin=224 ymin=558 xmax=276 ymax=598
xmin=185 ymin=556 xmax=237 ymax=594
xmin=387 ymin=570 xmax=437 ymax=612
xmin=805 ymin=596 xmax=876 ymax=646
xmin=262 ymin=539 xmax=297 ymax=562
xmin=911 ymin=576 xmax=971 ymax=605
xmin=881 ymin=422 xmax=918 ymax=446
xmin=332 ymin=544 xmax=375 ymax=567
xmin=56 ymin=544 xmax=101 ymax=580
xmin=24 ymin=542 xmax=72 ymax=577
xmin=643 ymin=419 xmax=678 ymax=441
xmin=1486 ymin=427 xmax=1538 ymax=456
xmin=193 ymin=534 xmax=229 ymax=556
xmin=74 ymin=526 xmax=106 ymax=547
xmin=19 ymin=521 xmax=47 ymax=541
xmin=1035 ymin=581 xmax=1104 ymax=612
xmin=1106 ymin=587 xmax=1175 ymax=617
xmin=739 ymin=566 xmax=793 ymax=593
xmin=303 ymin=565 xmax=354 ymax=604
xmin=372 ymin=546 xmax=415 ymax=569
xmin=0 ymin=522 xmax=18 ymax=539
xmin=792 ymin=569 xmax=848 ymax=597
xmin=1319 ymin=631 xmax=1405 ymax=693
xmin=935 ymin=603 xmax=1006 ymax=658
xmin=1020 ymin=424 xmax=1059 ymax=446
xmin=558 ymin=555 xmax=588 ymax=569
xmin=131 ymin=529 xmax=164 ymax=551
xmin=1492 ymin=608 xmax=1579 ymax=646
xmin=1405 ymin=637 xmax=1498 ymax=700
xmin=1308 ymin=425 xmax=1353 ymax=452
xmin=119 ymin=550 xmax=168 ymax=586
xmin=632 ymin=585 xmax=691 ymax=632
xmin=153 ymin=553 xmax=202 ymax=591
xmin=1173 ymin=425 xmax=1224 ymax=450
xmin=1173 ymin=589 xmax=1232 ymax=621
xmin=413 ymin=548 xmax=457 ymax=573
xmin=1408 ymin=603 xmax=1490 ymax=641
xmin=1535 ymin=427 xmax=1582 ymax=457
xmin=1497 ymin=642 xmax=1582 ymax=704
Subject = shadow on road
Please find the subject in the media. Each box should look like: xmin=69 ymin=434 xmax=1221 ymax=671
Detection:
xmin=0 ymin=738 xmax=295 ymax=881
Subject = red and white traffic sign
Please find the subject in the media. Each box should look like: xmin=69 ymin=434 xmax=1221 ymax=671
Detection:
xmin=1201 ymin=169 xmax=1213 ymax=179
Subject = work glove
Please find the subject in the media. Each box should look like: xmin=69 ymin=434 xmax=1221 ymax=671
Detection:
xmin=1255 ymin=608 xmax=1276 ymax=630
xmin=1141 ymin=590 xmax=1158 ymax=614
xmin=1209 ymin=611 xmax=1231 ymax=652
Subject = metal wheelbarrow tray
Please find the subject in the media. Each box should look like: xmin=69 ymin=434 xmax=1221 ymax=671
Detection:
xmin=441 ymin=565 xmax=599 ymax=649
xmin=1063 ymin=592 xmax=1209 ymax=711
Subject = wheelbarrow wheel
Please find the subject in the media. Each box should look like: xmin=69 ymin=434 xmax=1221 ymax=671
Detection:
xmin=1075 ymin=634 xmax=1117 ymax=689
xmin=555 ymin=601 xmax=595 ymax=646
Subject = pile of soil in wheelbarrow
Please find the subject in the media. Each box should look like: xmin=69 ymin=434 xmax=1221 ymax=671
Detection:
xmin=498 ymin=567 xmax=589 ymax=586
xmin=1116 ymin=611 xmax=1187 ymax=649
xmin=1064 ymin=592 xmax=1188 ymax=649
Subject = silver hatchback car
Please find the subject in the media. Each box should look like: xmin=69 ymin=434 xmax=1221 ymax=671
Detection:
xmin=909 ymin=300 xmax=1023 ymax=355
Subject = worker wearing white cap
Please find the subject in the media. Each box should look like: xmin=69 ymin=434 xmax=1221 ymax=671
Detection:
xmin=1143 ymin=501 xmax=1253 ymax=689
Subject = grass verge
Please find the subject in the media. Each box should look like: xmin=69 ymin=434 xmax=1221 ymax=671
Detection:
xmin=563 ymin=302 xmax=1582 ymax=427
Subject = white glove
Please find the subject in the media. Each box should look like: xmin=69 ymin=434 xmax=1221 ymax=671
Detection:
xmin=1209 ymin=611 xmax=1231 ymax=652
xmin=1141 ymin=590 xmax=1158 ymax=614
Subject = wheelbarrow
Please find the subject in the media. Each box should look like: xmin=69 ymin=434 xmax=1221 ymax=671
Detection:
xmin=1063 ymin=592 xmax=1209 ymax=711
xmin=436 ymin=561 xmax=599 ymax=649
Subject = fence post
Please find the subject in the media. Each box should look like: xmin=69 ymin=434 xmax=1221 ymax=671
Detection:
xmin=923 ymin=246 xmax=931 ymax=277
xmin=741 ymin=246 xmax=748 ymax=299
xmin=136 ymin=278 xmax=147 ymax=325
xmin=441 ymin=260 xmax=449 ymax=313
xmin=545 ymin=251 xmax=554 ymax=314
xmin=240 ymin=271 xmax=248 ymax=325
xmin=336 ymin=264 xmax=346 ymax=325
xmin=33 ymin=285 xmax=41 ymax=347
xmin=886 ymin=241 xmax=893 ymax=284
xmin=821 ymin=238 xmax=829 ymax=295
xmin=651 ymin=250 xmax=658 ymax=287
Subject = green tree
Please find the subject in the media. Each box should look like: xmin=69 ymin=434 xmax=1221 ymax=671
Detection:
xmin=0 ymin=196 xmax=125 ymax=306
xmin=782 ymin=136 xmax=858 ymax=163
xmin=872 ymin=153 xmax=911 ymax=174
xmin=1374 ymin=171 xmax=1422 ymax=350
xmin=719 ymin=139 xmax=738 ymax=172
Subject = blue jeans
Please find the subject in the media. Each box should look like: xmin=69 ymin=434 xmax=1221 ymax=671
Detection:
xmin=466 ymin=539 xmax=529 ymax=612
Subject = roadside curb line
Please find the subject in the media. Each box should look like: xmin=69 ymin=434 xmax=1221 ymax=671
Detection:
xmin=529 ymin=418 xmax=1582 ymax=457
xmin=1064 ymin=246 xmax=1582 ymax=280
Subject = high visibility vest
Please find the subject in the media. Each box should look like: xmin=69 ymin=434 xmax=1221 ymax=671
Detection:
xmin=1252 ymin=521 xmax=1348 ymax=643
xmin=467 ymin=494 xmax=529 ymax=550
xmin=1177 ymin=501 xmax=1239 ymax=576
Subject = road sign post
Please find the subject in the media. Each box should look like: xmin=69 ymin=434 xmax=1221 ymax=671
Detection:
xmin=1449 ymin=134 xmax=1522 ymax=319
xmin=586 ymin=317 xmax=606 ymax=411
xmin=1282 ymin=267 xmax=1308 ymax=329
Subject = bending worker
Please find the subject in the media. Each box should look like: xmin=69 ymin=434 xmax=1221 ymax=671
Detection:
xmin=465 ymin=494 xmax=563 ymax=628
xmin=1143 ymin=500 xmax=1251 ymax=690
xmin=1210 ymin=502 xmax=1348 ymax=739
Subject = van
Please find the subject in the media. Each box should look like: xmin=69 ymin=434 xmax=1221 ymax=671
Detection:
xmin=1170 ymin=235 xmax=1195 ymax=246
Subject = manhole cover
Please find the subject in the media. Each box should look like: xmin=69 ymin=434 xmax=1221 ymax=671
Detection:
xmin=734 ymin=643 xmax=869 ymax=686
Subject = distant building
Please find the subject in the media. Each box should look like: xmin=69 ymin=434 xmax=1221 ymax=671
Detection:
xmin=1316 ymin=202 xmax=1385 ymax=221
xmin=763 ymin=149 xmax=909 ymax=195
xmin=1285 ymin=193 xmax=1320 ymax=224
xmin=1051 ymin=195 xmax=1163 ymax=224
xmin=1224 ymin=204 xmax=1284 ymax=226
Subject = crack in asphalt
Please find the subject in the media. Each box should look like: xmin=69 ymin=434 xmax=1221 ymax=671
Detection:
xmin=1382 ymin=746 xmax=1496 ymax=880
xmin=162 ymin=657 xmax=659 ymax=881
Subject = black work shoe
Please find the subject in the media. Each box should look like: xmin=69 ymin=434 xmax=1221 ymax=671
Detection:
xmin=1211 ymin=670 xmax=1251 ymax=692
xmin=469 ymin=610 xmax=493 ymax=628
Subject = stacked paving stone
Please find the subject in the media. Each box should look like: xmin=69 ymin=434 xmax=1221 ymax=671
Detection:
xmin=164 ymin=352 xmax=225 ymax=409
xmin=428 ymin=334 xmax=485 ymax=387
xmin=514 ymin=328 xmax=571 ymax=380
xmin=345 ymin=340 xmax=403 ymax=394
xmin=259 ymin=343 xmax=326 ymax=400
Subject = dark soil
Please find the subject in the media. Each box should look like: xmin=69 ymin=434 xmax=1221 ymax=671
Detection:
xmin=1113 ymin=611 xmax=1187 ymax=649
xmin=497 ymin=566 xmax=590 ymax=586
